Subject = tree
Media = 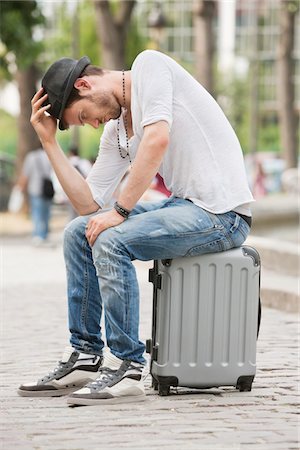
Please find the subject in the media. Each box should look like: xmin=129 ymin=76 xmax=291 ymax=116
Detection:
xmin=93 ymin=0 xmax=136 ymax=69
xmin=0 ymin=1 xmax=45 ymax=176
xmin=193 ymin=0 xmax=216 ymax=96
xmin=277 ymin=0 xmax=299 ymax=169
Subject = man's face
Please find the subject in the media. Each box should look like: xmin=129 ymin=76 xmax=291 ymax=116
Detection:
xmin=62 ymin=91 xmax=122 ymax=129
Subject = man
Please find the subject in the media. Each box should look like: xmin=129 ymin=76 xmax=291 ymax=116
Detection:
xmin=18 ymin=51 xmax=254 ymax=406
xmin=17 ymin=145 xmax=53 ymax=245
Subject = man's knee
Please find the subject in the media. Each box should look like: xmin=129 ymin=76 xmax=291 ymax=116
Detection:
xmin=92 ymin=227 xmax=123 ymax=275
xmin=92 ymin=227 xmax=117 ymax=256
xmin=63 ymin=215 xmax=89 ymax=248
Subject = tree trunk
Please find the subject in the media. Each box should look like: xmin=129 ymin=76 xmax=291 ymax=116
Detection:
xmin=193 ymin=0 xmax=216 ymax=95
xmin=94 ymin=0 xmax=136 ymax=70
xmin=15 ymin=64 xmax=41 ymax=177
xmin=277 ymin=0 xmax=298 ymax=169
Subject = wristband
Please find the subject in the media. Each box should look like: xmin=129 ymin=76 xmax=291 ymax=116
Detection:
xmin=114 ymin=202 xmax=131 ymax=219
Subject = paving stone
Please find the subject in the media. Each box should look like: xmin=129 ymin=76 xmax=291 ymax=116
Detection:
xmin=2 ymin=236 xmax=299 ymax=450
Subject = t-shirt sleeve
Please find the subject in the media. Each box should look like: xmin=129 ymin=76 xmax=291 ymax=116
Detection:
xmin=132 ymin=50 xmax=173 ymax=130
xmin=86 ymin=121 xmax=129 ymax=208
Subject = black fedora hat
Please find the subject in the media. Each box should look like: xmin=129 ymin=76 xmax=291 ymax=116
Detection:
xmin=42 ymin=56 xmax=91 ymax=130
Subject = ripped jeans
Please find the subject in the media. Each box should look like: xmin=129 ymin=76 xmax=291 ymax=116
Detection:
xmin=63 ymin=197 xmax=250 ymax=364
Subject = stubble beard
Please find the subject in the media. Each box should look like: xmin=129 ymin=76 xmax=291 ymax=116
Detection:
xmin=89 ymin=92 xmax=121 ymax=121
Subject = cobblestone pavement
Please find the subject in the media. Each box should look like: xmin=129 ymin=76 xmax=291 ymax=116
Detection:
xmin=1 ymin=235 xmax=299 ymax=450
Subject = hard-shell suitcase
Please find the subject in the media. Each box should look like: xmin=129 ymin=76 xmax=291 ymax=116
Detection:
xmin=146 ymin=246 xmax=261 ymax=396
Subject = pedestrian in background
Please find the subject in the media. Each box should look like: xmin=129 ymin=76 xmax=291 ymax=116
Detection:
xmin=17 ymin=145 xmax=53 ymax=245
xmin=68 ymin=145 xmax=92 ymax=178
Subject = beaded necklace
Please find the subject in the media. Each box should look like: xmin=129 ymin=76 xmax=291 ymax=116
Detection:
xmin=117 ymin=70 xmax=132 ymax=166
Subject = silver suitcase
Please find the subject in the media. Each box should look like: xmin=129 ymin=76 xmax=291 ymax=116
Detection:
xmin=147 ymin=246 xmax=261 ymax=396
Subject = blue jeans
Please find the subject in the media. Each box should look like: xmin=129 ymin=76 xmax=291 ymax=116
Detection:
xmin=63 ymin=197 xmax=250 ymax=364
xmin=29 ymin=195 xmax=52 ymax=239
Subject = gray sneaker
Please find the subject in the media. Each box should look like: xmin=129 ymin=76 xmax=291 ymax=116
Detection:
xmin=67 ymin=353 xmax=146 ymax=406
xmin=18 ymin=346 xmax=102 ymax=397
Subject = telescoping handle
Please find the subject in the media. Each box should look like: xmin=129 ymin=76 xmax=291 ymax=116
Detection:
xmin=146 ymin=260 xmax=162 ymax=363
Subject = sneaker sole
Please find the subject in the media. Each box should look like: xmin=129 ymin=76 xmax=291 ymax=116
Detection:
xmin=67 ymin=393 xmax=146 ymax=406
xmin=17 ymin=386 xmax=81 ymax=397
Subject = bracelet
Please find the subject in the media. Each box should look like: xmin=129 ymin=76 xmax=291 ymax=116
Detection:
xmin=114 ymin=201 xmax=131 ymax=219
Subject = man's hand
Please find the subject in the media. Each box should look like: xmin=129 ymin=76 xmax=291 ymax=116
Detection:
xmin=30 ymin=88 xmax=57 ymax=145
xmin=85 ymin=209 xmax=125 ymax=246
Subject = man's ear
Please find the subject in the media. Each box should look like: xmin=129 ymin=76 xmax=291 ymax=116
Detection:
xmin=74 ymin=78 xmax=92 ymax=91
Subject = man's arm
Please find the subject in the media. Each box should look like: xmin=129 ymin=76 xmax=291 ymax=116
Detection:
xmin=85 ymin=120 xmax=169 ymax=245
xmin=31 ymin=88 xmax=99 ymax=215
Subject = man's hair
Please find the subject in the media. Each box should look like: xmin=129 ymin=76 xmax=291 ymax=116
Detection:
xmin=66 ymin=65 xmax=103 ymax=108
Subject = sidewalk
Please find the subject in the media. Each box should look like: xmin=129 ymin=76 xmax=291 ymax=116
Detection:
xmin=1 ymin=231 xmax=299 ymax=450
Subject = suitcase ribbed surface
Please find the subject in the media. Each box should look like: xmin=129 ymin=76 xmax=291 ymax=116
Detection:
xmin=152 ymin=247 xmax=260 ymax=389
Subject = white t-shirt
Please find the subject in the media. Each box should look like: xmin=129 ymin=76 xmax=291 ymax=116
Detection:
xmin=87 ymin=50 xmax=254 ymax=215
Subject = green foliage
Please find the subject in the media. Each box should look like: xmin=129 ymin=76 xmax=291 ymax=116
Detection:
xmin=0 ymin=107 xmax=102 ymax=161
xmin=42 ymin=2 xmax=72 ymax=66
xmin=56 ymin=126 xmax=103 ymax=161
xmin=215 ymin=69 xmax=283 ymax=154
xmin=258 ymin=118 xmax=281 ymax=152
xmin=46 ymin=0 xmax=145 ymax=68
xmin=79 ymin=125 xmax=103 ymax=160
xmin=287 ymin=0 xmax=299 ymax=14
xmin=216 ymin=74 xmax=250 ymax=153
xmin=40 ymin=2 xmax=95 ymax=71
xmin=43 ymin=0 xmax=100 ymax=67
xmin=125 ymin=18 xmax=148 ymax=68
xmin=0 ymin=109 xmax=17 ymax=156
xmin=0 ymin=0 xmax=149 ymax=163
xmin=0 ymin=1 xmax=45 ymax=73
xmin=79 ymin=1 xmax=101 ymax=65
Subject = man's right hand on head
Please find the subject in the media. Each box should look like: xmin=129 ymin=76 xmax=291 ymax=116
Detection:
xmin=30 ymin=88 xmax=58 ymax=146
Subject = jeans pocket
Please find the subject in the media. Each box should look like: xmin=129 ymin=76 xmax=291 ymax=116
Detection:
xmin=185 ymin=224 xmax=225 ymax=256
xmin=186 ymin=238 xmax=225 ymax=256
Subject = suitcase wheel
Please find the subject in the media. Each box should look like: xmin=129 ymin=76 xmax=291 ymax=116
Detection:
xmin=158 ymin=384 xmax=170 ymax=396
xmin=236 ymin=375 xmax=254 ymax=392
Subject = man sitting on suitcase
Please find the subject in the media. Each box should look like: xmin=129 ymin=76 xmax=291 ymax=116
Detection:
xmin=18 ymin=51 xmax=254 ymax=406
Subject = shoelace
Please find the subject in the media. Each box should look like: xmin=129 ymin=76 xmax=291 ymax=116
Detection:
xmin=87 ymin=367 xmax=117 ymax=390
xmin=39 ymin=360 xmax=74 ymax=383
